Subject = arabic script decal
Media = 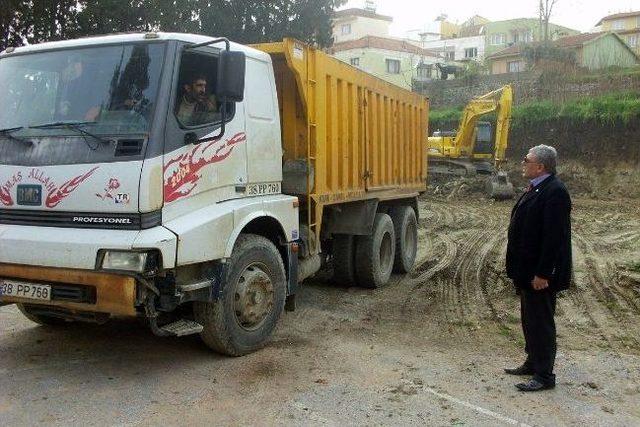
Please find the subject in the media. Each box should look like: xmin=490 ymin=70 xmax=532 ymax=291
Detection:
xmin=163 ymin=132 xmax=247 ymax=203
xmin=45 ymin=167 xmax=99 ymax=208
xmin=1 ymin=167 xmax=99 ymax=208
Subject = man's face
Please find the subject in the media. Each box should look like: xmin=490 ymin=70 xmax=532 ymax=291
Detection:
xmin=185 ymin=78 xmax=207 ymax=101
xmin=522 ymin=151 xmax=546 ymax=179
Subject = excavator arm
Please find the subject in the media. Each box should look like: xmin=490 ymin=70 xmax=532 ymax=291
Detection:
xmin=491 ymin=85 xmax=513 ymax=168
xmin=452 ymin=84 xmax=513 ymax=161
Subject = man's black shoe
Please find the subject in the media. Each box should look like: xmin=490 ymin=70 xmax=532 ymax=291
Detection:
xmin=504 ymin=365 xmax=534 ymax=376
xmin=515 ymin=378 xmax=555 ymax=392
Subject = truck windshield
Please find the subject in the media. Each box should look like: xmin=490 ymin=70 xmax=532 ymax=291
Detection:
xmin=0 ymin=43 xmax=165 ymax=136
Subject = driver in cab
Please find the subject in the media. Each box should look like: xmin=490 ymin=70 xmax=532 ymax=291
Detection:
xmin=176 ymin=74 xmax=219 ymax=126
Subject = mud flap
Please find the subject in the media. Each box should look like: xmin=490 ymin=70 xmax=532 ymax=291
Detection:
xmin=285 ymin=242 xmax=299 ymax=312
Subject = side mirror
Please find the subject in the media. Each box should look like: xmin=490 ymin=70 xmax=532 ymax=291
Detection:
xmin=217 ymin=50 xmax=245 ymax=102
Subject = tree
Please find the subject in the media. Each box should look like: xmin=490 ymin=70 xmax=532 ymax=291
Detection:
xmin=199 ymin=0 xmax=345 ymax=47
xmin=0 ymin=0 xmax=77 ymax=51
xmin=2 ymin=0 xmax=345 ymax=51
xmin=539 ymin=0 xmax=558 ymax=44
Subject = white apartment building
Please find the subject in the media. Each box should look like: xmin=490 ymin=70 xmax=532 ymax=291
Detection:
xmin=332 ymin=7 xmax=393 ymax=43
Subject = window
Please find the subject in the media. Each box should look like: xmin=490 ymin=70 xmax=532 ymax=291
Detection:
xmin=175 ymin=50 xmax=232 ymax=128
xmin=522 ymin=30 xmax=533 ymax=43
xmin=416 ymin=64 xmax=432 ymax=78
xmin=385 ymin=59 xmax=401 ymax=74
xmin=627 ymin=34 xmax=638 ymax=47
xmin=464 ymin=47 xmax=478 ymax=58
xmin=445 ymin=51 xmax=455 ymax=60
xmin=341 ymin=24 xmax=351 ymax=35
xmin=490 ymin=33 xmax=506 ymax=45
xmin=612 ymin=20 xmax=625 ymax=30
xmin=507 ymin=60 xmax=523 ymax=73
xmin=350 ymin=57 xmax=360 ymax=67
xmin=0 ymin=43 xmax=165 ymax=135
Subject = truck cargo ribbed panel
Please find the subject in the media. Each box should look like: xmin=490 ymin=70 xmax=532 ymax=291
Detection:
xmin=253 ymin=39 xmax=428 ymax=243
xmin=254 ymin=39 xmax=428 ymax=200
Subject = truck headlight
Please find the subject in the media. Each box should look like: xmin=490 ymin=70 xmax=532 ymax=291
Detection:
xmin=99 ymin=250 xmax=159 ymax=273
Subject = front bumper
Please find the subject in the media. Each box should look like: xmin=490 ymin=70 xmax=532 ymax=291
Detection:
xmin=0 ymin=224 xmax=177 ymax=270
xmin=0 ymin=263 xmax=137 ymax=316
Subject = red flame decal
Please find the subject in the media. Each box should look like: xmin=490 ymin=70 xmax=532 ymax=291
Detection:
xmin=0 ymin=187 xmax=13 ymax=206
xmin=45 ymin=166 xmax=99 ymax=208
xmin=163 ymin=132 xmax=246 ymax=203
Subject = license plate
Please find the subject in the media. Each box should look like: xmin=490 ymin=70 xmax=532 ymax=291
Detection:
xmin=0 ymin=280 xmax=51 ymax=301
xmin=17 ymin=184 xmax=42 ymax=206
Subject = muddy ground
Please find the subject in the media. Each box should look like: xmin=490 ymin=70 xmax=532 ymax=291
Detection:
xmin=1 ymin=186 xmax=640 ymax=426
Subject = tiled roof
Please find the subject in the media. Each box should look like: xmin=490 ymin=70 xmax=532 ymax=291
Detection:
xmin=554 ymin=32 xmax=604 ymax=47
xmin=485 ymin=32 xmax=605 ymax=59
xmin=332 ymin=8 xmax=393 ymax=22
xmin=596 ymin=11 xmax=640 ymax=26
xmin=331 ymin=36 xmax=441 ymax=57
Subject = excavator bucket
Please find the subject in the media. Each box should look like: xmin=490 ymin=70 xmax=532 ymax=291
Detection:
xmin=485 ymin=171 xmax=515 ymax=200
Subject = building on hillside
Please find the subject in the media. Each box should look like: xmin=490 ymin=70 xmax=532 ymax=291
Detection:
xmin=483 ymin=18 xmax=579 ymax=58
xmin=330 ymin=35 xmax=445 ymax=90
xmin=596 ymin=11 xmax=640 ymax=55
xmin=418 ymin=24 xmax=485 ymax=64
xmin=485 ymin=32 xmax=640 ymax=74
xmin=331 ymin=7 xmax=393 ymax=44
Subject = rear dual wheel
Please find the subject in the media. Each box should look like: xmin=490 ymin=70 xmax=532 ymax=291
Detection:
xmin=389 ymin=206 xmax=418 ymax=274
xmin=331 ymin=207 xmax=418 ymax=288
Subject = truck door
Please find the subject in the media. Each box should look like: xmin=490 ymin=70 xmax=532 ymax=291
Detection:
xmin=162 ymin=45 xmax=247 ymax=206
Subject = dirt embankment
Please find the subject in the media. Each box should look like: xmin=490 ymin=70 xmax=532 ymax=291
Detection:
xmin=506 ymin=119 xmax=640 ymax=199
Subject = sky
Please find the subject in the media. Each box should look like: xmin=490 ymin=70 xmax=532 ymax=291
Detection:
xmin=340 ymin=0 xmax=639 ymax=35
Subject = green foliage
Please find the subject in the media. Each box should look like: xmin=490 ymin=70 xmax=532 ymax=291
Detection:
xmin=568 ymin=67 xmax=640 ymax=84
xmin=1 ymin=0 xmax=346 ymax=52
xmin=523 ymin=44 xmax=577 ymax=67
xmin=429 ymin=107 xmax=463 ymax=123
xmin=429 ymin=92 xmax=640 ymax=131
xmin=512 ymin=92 xmax=640 ymax=127
xmin=629 ymin=262 xmax=640 ymax=273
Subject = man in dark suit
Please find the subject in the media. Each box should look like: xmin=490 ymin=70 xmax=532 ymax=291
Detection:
xmin=505 ymin=144 xmax=572 ymax=392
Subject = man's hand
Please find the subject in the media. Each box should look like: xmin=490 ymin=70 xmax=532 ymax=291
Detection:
xmin=532 ymin=276 xmax=549 ymax=291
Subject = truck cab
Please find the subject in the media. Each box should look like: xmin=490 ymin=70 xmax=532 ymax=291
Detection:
xmin=0 ymin=33 xmax=300 ymax=355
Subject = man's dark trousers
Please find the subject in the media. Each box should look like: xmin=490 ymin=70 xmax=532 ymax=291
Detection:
xmin=519 ymin=285 xmax=557 ymax=384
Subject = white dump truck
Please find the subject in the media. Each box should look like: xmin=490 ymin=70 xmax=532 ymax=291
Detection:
xmin=0 ymin=33 xmax=428 ymax=355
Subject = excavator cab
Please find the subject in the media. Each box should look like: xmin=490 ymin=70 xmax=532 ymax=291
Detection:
xmin=473 ymin=122 xmax=493 ymax=155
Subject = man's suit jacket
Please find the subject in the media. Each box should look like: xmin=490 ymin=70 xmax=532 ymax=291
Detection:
xmin=506 ymin=175 xmax=572 ymax=292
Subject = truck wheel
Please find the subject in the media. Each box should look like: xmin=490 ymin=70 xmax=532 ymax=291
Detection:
xmin=355 ymin=213 xmax=395 ymax=288
xmin=389 ymin=206 xmax=418 ymax=273
xmin=194 ymin=234 xmax=286 ymax=356
xmin=332 ymin=234 xmax=356 ymax=285
xmin=17 ymin=304 xmax=70 ymax=326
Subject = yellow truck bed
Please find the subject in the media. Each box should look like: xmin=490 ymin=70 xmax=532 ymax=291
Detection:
xmin=253 ymin=39 xmax=428 ymax=239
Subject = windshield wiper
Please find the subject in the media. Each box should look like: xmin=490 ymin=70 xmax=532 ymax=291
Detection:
xmin=30 ymin=121 xmax=113 ymax=147
xmin=0 ymin=126 xmax=31 ymax=145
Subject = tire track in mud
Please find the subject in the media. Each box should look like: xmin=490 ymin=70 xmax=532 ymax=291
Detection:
xmin=408 ymin=200 xmax=510 ymax=331
xmin=409 ymin=196 xmax=640 ymax=352
xmin=570 ymin=232 xmax=640 ymax=350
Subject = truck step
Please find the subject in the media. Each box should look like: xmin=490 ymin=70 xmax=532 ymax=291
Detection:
xmin=159 ymin=319 xmax=204 ymax=337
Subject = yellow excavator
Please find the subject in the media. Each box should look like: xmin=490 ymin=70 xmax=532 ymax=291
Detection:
xmin=427 ymin=84 xmax=515 ymax=199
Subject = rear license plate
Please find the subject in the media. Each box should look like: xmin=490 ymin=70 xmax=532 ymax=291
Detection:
xmin=0 ymin=280 xmax=51 ymax=301
xmin=17 ymin=184 xmax=42 ymax=206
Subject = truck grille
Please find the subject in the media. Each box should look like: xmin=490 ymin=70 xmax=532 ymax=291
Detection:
xmin=0 ymin=209 xmax=161 ymax=230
